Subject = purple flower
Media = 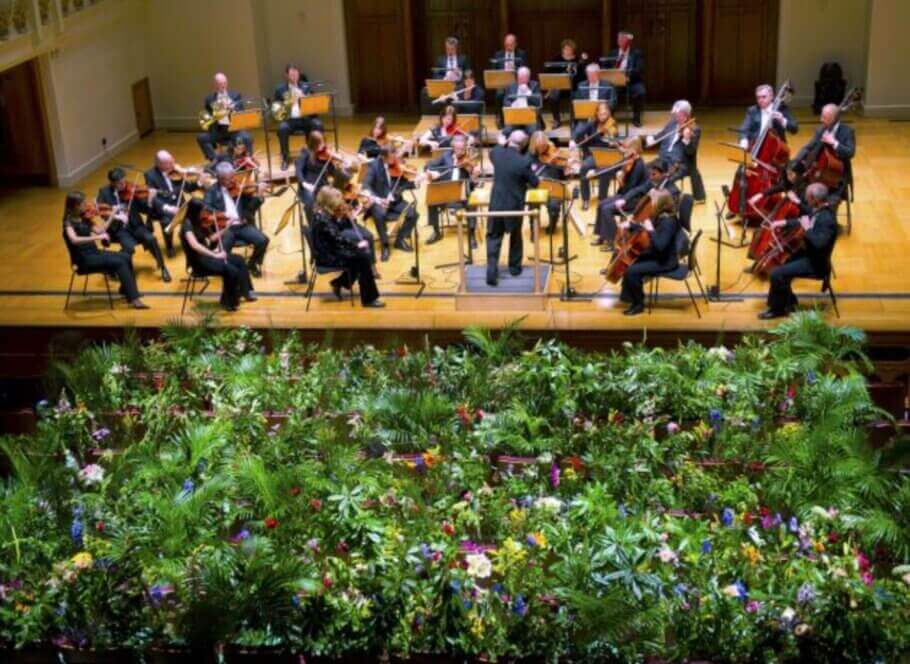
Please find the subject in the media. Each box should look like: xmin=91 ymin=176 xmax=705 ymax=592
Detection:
xmin=91 ymin=427 xmax=111 ymax=442
xmin=182 ymin=479 xmax=195 ymax=493
xmin=420 ymin=543 xmax=431 ymax=559
xmin=673 ymin=583 xmax=688 ymax=597
xmin=701 ymin=539 xmax=713 ymax=554
xmin=788 ymin=516 xmax=799 ymax=533
xmin=306 ymin=538 xmax=319 ymax=552
xmin=745 ymin=600 xmax=763 ymax=613
xmin=512 ymin=594 xmax=528 ymax=617
xmin=797 ymin=583 xmax=816 ymax=605
xmin=735 ymin=580 xmax=748 ymax=600
xmin=761 ymin=514 xmax=774 ymax=530
xmin=148 ymin=583 xmax=174 ymax=607
xmin=708 ymin=409 xmax=724 ymax=430
xmin=721 ymin=508 xmax=735 ymax=528
xmin=518 ymin=495 xmax=533 ymax=509
xmin=550 ymin=463 xmax=560 ymax=489
xmin=229 ymin=529 xmax=251 ymax=544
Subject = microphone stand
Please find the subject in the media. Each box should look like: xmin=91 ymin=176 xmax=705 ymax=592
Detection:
xmin=706 ymin=199 xmax=743 ymax=303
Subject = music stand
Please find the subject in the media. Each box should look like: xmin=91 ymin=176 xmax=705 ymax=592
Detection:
xmin=538 ymin=72 xmax=571 ymax=92
xmin=598 ymin=69 xmax=628 ymax=88
xmin=394 ymin=195 xmax=426 ymax=298
xmin=428 ymin=179 xmax=468 ymax=269
xmin=503 ymin=107 xmax=537 ymax=128
xmin=484 ymin=70 xmax=516 ymax=90
xmin=718 ymin=140 xmax=753 ymax=248
xmin=591 ymin=147 xmax=623 ymax=168
xmin=457 ymin=114 xmax=482 ymax=134
xmin=538 ymin=178 xmax=571 ymax=265
xmin=426 ymin=79 xmax=456 ymax=98
xmin=298 ymin=93 xmax=338 ymax=149
xmin=572 ymin=99 xmax=601 ymax=123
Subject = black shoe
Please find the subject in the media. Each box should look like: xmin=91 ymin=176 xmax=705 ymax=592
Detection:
xmin=381 ymin=245 xmax=390 ymax=262
xmin=221 ymin=303 xmax=238 ymax=312
xmin=509 ymin=267 xmax=522 ymax=277
xmin=632 ymin=118 xmax=643 ymax=128
xmin=623 ymin=303 xmax=645 ymax=316
xmin=394 ymin=239 xmax=413 ymax=252
xmin=582 ymin=201 xmax=590 ymax=212
xmin=161 ymin=266 xmax=172 ymax=283
xmin=426 ymin=230 xmax=443 ymax=245
xmin=281 ymin=157 xmax=289 ymax=171
xmin=694 ymin=199 xmax=706 ymax=206
xmin=758 ymin=308 xmax=787 ymax=320
xmin=129 ymin=299 xmax=150 ymax=310
xmin=486 ymin=270 xmax=498 ymax=287
xmin=330 ymin=282 xmax=344 ymax=301
xmin=364 ymin=299 xmax=386 ymax=308
xmin=725 ymin=212 xmax=737 ymax=220
xmin=249 ymin=264 xmax=262 ymax=278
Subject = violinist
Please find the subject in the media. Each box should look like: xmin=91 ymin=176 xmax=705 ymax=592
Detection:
xmin=545 ymin=39 xmax=589 ymax=129
xmin=312 ymin=187 xmax=385 ymax=308
xmin=196 ymin=73 xmax=253 ymax=162
xmin=433 ymin=36 xmax=470 ymax=82
xmin=424 ymin=134 xmax=480 ymax=246
xmin=601 ymin=31 xmax=645 ymax=127
xmin=571 ymin=101 xmax=618 ymax=210
xmin=502 ymin=67 xmax=543 ymax=137
xmin=759 ymin=182 xmax=837 ymax=320
xmin=97 ymin=168 xmax=171 ymax=283
xmin=202 ymin=162 xmax=269 ymax=277
xmin=592 ymin=137 xmax=648 ymax=247
xmin=275 ymin=65 xmax=324 ymax=170
xmin=419 ymin=105 xmax=472 ymax=151
xmin=645 ymin=100 xmax=706 ymax=203
xmin=738 ymin=83 xmax=798 ymax=149
xmin=358 ymin=116 xmax=389 ymax=159
xmin=618 ymin=188 xmax=679 ymax=315
xmin=62 ymin=191 xmax=148 ymax=309
xmin=296 ymin=130 xmax=346 ymax=223
xmin=528 ymin=131 xmax=567 ymax=236
xmin=180 ymin=199 xmax=256 ymax=312
xmin=574 ymin=63 xmax=616 ymax=110
xmin=362 ymin=146 xmax=420 ymax=262
xmin=793 ymin=103 xmax=855 ymax=202
xmin=145 ymin=150 xmax=199 ymax=258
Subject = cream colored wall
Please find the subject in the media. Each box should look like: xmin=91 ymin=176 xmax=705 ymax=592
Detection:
xmin=863 ymin=0 xmax=910 ymax=117
xmin=777 ymin=0 xmax=871 ymax=107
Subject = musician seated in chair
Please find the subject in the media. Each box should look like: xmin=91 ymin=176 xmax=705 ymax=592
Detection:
xmin=145 ymin=150 xmax=199 ymax=259
xmin=362 ymin=146 xmax=421 ymax=262
xmin=62 ymin=191 xmax=148 ymax=309
xmin=275 ymin=64 xmax=324 ymax=170
xmin=454 ymin=69 xmax=485 ymax=104
xmin=419 ymin=104 xmax=474 ymax=151
xmin=358 ymin=116 xmax=389 ymax=160
xmin=738 ymin=83 xmax=798 ymax=149
xmin=528 ymin=130 xmax=568 ymax=236
xmin=574 ymin=63 xmax=616 ymax=114
xmin=601 ymin=31 xmax=646 ymax=126
xmin=646 ymin=100 xmax=706 ymax=203
xmin=296 ymin=130 xmax=346 ymax=224
xmin=545 ymin=39 xmax=588 ymax=129
xmin=618 ymin=188 xmax=679 ymax=316
xmin=203 ymin=162 xmax=269 ymax=277
xmin=492 ymin=33 xmax=528 ymax=128
xmin=425 ymin=134 xmax=480 ymax=247
xmin=793 ymin=103 xmax=855 ymax=203
xmin=181 ymin=199 xmax=256 ymax=313
xmin=501 ymin=67 xmax=543 ymax=138
xmin=313 ymin=187 xmax=385 ymax=308
xmin=97 ymin=168 xmax=171 ymax=283
xmin=196 ymin=73 xmax=253 ymax=162
xmin=592 ymin=138 xmax=648 ymax=246
xmin=759 ymin=182 xmax=837 ymax=320
xmin=571 ymin=101 xmax=618 ymax=210
xmin=434 ymin=36 xmax=470 ymax=82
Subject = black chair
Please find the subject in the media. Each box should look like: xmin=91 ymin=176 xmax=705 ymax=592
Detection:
xmin=180 ymin=262 xmax=211 ymax=315
xmin=648 ymin=228 xmax=706 ymax=318
xmin=64 ymin=264 xmax=114 ymax=311
xmin=677 ymin=193 xmax=694 ymax=232
xmin=301 ymin=225 xmax=356 ymax=312
xmin=800 ymin=266 xmax=840 ymax=319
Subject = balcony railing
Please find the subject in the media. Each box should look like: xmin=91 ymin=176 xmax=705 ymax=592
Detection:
xmin=0 ymin=0 xmax=103 ymax=43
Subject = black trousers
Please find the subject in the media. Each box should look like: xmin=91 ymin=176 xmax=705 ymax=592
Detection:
xmin=627 ymin=82 xmax=646 ymax=122
xmin=594 ymin=196 xmax=625 ymax=244
xmin=428 ymin=202 xmax=473 ymax=232
xmin=486 ymin=216 xmax=524 ymax=279
xmin=147 ymin=214 xmax=175 ymax=250
xmin=340 ymin=225 xmax=377 ymax=264
xmin=368 ymin=199 xmax=418 ymax=246
xmin=621 ymin=259 xmax=668 ymax=307
xmin=222 ymin=223 xmax=269 ymax=268
xmin=77 ymin=251 xmax=141 ymax=301
xmin=299 ymin=185 xmax=316 ymax=225
xmin=192 ymin=254 xmax=253 ymax=307
xmin=684 ymin=165 xmax=707 ymax=201
xmin=196 ymin=125 xmax=253 ymax=161
xmin=546 ymin=89 xmax=571 ymax=125
xmin=112 ymin=224 xmax=166 ymax=269
xmin=331 ymin=255 xmax=380 ymax=305
xmin=544 ymin=200 xmax=562 ymax=234
xmin=579 ymin=155 xmax=612 ymax=203
xmin=277 ymin=116 xmax=323 ymax=159
xmin=767 ymin=256 xmax=818 ymax=314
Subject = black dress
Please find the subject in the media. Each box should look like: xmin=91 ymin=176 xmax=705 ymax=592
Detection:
xmin=180 ymin=219 xmax=253 ymax=308
xmin=311 ymin=212 xmax=380 ymax=305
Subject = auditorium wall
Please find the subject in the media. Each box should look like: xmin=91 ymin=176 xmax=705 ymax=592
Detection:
xmin=863 ymin=0 xmax=910 ymax=118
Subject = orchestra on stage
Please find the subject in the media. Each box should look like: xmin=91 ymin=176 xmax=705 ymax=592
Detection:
xmin=62 ymin=30 xmax=857 ymax=318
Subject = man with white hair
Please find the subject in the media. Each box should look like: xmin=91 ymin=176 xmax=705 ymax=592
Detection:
xmin=486 ymin=130 xmax=539 ymax=286
xmin=202 ymin=162 xmax=269 ymax=277
xmin=600 ymin=31 xmax=645 ymax=126
xmin=574 ymin=63 xmax=615 ymax=108
xmin=196 ymin=73 xmax=254 ymax=161
xmin=793 ymin=103 xmax=855 ymax=202
xmin=145 ymin=150 xmax=199 ymax=257
xmin=645 ymin=100 xmax=706 ymax=202
xmin=501 ymin=66 xmax=542 ymax=136
xmin=738 ymin=83 xmax=798 ymax=149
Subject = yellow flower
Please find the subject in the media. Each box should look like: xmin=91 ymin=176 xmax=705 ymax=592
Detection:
xmin=470 ymin=614 xmax=484 ymax=637
xmin=529 ymin=531 xmax=548 ymax=548
xmin=813 ymin=540 xmax=826 ymax=553
xmin=742 ymin=544 xmax=762 ymax=566
xmin=71 ymin=552 xmax=93 ymax=570
xmin=508 ymin=508 xmax=527 ymax=528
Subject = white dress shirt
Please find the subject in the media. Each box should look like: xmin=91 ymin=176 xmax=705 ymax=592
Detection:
xmin=289 ymin=83 xmax=303 ymax=119
xmin=217 ymin=92 xmax=232 ymax=126
xmin=222 ymin=187 xmax=240 ymax=221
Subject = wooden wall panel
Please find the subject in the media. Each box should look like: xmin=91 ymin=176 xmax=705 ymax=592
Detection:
xmin=0 ymin=58 xmax=53 ymax=186
xmin=507 ymin=0 xmax=603 ymax=76
xmin=344 ymin=0 xmax=412 ymax=111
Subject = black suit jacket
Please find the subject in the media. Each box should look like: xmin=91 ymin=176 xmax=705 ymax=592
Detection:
xmin=739 ymin=104 xmax=799 ymax=144
xmin=425 ymin=152 xmax=473 ymax=199
xmin=273 ymin=79 xmax=312 ymax=102
xmin=616 ymin=159 xmax=649 ymax=201
xmin=362 ymin=159 xmax=416 ymax=201
xmin=312 ymin=212 xmax=364 ymax=265
xmin=545 ymin=54 xmax=589 ymax=89
xmin=203 ymin=91 xmax=243 ymax=114
xmin=489 ymin=144 xmax=539 ymax=221
xmin=633 ymin=213 xmax=678 ymax=270
xmin=795 ymin=122 xmax=856 ymax=188
xmin=653 ymin=121 xmax=702 ymax=180
xmin=203 ymin=183 xmax=262 ymax=223
xmin=97 ymin=184 xmax=150 ymax=230
xmin=504 ymin=81 xmax=542 ymax=108
xmin=573 ymin=82 xmax=617 ymax=107
xmin=433 ymin=54 xmax=471 ymax=79
xmin=492 ymin=49 xmax=528 ymax=70
xmin=572 ymin=119 xmax=617 ymax=154
xmin=295 ymin=149 xmax=339 ymax=188
xmin=601 ymin=48 xmax=644 ymax=85
xmin=787 ymin=205 xmax=837 ymax=275
xmin=144 ymin=167 xmax=198 ymax=218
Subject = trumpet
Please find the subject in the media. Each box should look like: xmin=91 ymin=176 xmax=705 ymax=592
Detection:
xmin=198 ymin=98 xmax=233 ymax=130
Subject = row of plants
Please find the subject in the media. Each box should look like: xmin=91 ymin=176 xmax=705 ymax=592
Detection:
xmin=1 ymin=313 xmax=909 ymax=662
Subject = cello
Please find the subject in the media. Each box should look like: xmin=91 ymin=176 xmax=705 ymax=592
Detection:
xmin=799 ymin=88 xmax=863 ymax=189
xmin=726 ymin=80 xmax=794 ymax=222
xmin=747 ymin=193 xmax=801 ymax=261
xmin=747 ymin=203 xmax=808 ymax=277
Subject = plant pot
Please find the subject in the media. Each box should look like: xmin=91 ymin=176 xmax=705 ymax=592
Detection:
xmin=57 ymin=645 xmax=135 ymax=663
xmin=1 ymin=643 xmax=57 ymax=663
xmin=223 ymin=644 xmax=297 ymax=663
xmin=146 ymin=645 xmax=217 ymax=664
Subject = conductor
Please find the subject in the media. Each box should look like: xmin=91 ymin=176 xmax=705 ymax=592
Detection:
xmin=486 ymin=130 xmax=539 ymax=286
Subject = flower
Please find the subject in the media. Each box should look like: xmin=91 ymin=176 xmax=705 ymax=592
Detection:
xmin=290 ymin=486 xmax=301 ymax=497
xmin=657 ymin=547 xmax=678 ymax=564
xmin=743 ymin=545 xmax=761 ymax=566
xmin=90 ymin=427 xmax=111 ymax=442
xmin=549 ymin=463 xmax=560 ymax=488
xmin=442 ymin=521 xmax=456 ymax=536
xmin=71 ymin=552 xmax=93 ymax=570
xmin=794 ymin=623 xmax=812 ymax=637
xmin=806 ymin=370 xmax=817 ymax=384
xmin=708 ymin=409 xmax=724 ymax=430
xmin=721 ymin=508 xmax=735 ymax=527
xmin=723 ymin=580 xmax=748 ymax=600
xmin=856 ymin=551 xmax=871 ymax=573
xmin=78 ymin=464 xmax=105 ymax=485
xmin=788 ymin=516 xmax=799 ymax=533
xmin=181 ymin=479 xmax=195 ymax=494
xmin=861 ymin=571 xmax=874 ymax=587
xmin=701 ymin=539 xmax=713 ymax=554
xmin=322 ymin=574 xmax=333 ymax=589
xmin=901 ymin=572 xmax=910 ymax=586
xmin=465 ymin=553 xmax=492 ymax=579
xmin=70 ymin=519 xmax=84 ymax=546
xmin=95 ymin=521 xmax=105 ymax=533
xmin=534 ymin=496 xmax=563 ymax=513
xmin=797 ymin=583 xmax=816 ymax=605
xmin=310 ymin=498 xmax=323 ymax=512
xmin=148 ymin=583 xmax=174 ymax=607
xmin=512 ymin=594 xmax=528 ymax=617
xmin=667 ymin=421 xmax=680 ymax=434
xmin=264 ymin=517 xmax=279 ymax=529
xmin=745 ymin=600 xmax=763 ymax=613
xmin=526 ymin=532 xmax=548 ymax=548
xmin=229 ymin=529 xmax=250 ymax=544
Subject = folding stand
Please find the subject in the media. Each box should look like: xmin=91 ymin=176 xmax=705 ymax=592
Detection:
xmin=429 ymin=179 xmax=468 ymax=270
xmin=394 ymin=194 xmax=426 ymax=298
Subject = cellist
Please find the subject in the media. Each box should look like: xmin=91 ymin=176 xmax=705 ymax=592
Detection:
xmin=738 ymin=84 xmax=798 ymax=149
xmin=591 ymin=137 xmax=647 ymax=247
xmin=793 ymin=103 xmax=856 ymax=203
xmin=617 ymin=188 xmax=679 ymax=316
xmin=759 ymin=182 xmax=837 ymax=320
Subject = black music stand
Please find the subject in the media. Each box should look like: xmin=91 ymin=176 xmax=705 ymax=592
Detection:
xmin=394 ymin=191 xmax=426 ymax=298
xmin=429 ymin=179 xmax=469 ymax=269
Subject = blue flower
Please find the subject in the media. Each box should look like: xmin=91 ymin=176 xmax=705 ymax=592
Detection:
xmin=420 ymin=543 xmax=431 ymax=559
xmin=701 ymin=539 xmax=713 ymax=554
xmin=721 ymin=508 xmax=735 ymax=528
xmin=512 ymin=594 xmax=528 ymax=617
xmin=617 ymin=503 xmax=628 ymax=519
xmin=91 ymin=427 xmax=111 ymax=442
xmin=291 ymin=594 xmax=300 ymax=608
xmin=462 ymin=599 xmax=473 ymax=610
xmin=492 ymin=583 xmax=504 ymax=593
xmin=70 ymin=519 xmax=84 ymax=546
xmin=449 ymin=579 xmax=461 ymax=592
xmin=708 ymin=409 xmax=724 ymax=430
xmin=788 ymin=516 xmax=799 ymax=533
xmin=735 ymin=580 xmax=748 ymax=600
xmin=518 ymin=495 xmax=533 ymax=509
xmin=806 ymin=370 xmax=817 ymax=385
xmin=182 ymin=479 xmax=195 ymax=493
xmin=674 ymin=583 xmax=688 ymax=597
xmin=797 ymin=583 xmax=816 ymax=605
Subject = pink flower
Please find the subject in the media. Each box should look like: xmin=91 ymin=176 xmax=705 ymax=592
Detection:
xmin=550 ymin=463 xmax=560 ymax=488
xmin=861 ymin=571 xmax=874 ymax=587
xmin=745 ymin=600 xmax=763 ymax=613
xmin=856 ymin=552 xmax=871 ymax=573
xmin=667 ymin=421 xmax=680 ymax=434
xmin=657 ymin=547 xmax=677 ymax=564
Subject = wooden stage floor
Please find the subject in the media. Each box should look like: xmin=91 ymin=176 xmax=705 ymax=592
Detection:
xmin=1 ymin=109 xmax=909 ymax=339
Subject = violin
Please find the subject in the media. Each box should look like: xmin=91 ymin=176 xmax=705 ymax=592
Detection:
xmin=227 ymin=175 xmax=260 ymax=198
xmin=119 ymin=182 xmax=153 ymax=202
xmin=199 ymin=208 xmax=230 ymax=231
xmin=167 ymin=165 xmax=203 ymax=183
xmin=388 ymin=154 xmax=419 ymax=180
xmin=81 ymin=202 xmax=113 ymax=221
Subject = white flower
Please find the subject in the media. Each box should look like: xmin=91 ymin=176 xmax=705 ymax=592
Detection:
xmin=534 ymin=496 xmax=563 ymax=513
xmin=708 ymin=346 xmax=734 ymax=362
xmin=902 ymin=572 xmax=910 ymax=586
xmin=657 ymin=547 xmax=677 ymax=564
xmin=722 ymin=584 xmax=740 ymax=598
xmin=109 ymin=363 xmax=129 ymax=375
xmin=781 ymin=607 xmax=796 ymax=622
xmin=78 ymin=463 xmax=105 ymax=485
xmin=465 ymin=553 xmax=492 ymax=579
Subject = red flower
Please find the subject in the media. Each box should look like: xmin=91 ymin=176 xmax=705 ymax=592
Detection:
xmin=474 ymin=408 xmax=485 ymax=422
xmin=310 ymin=498 xmax=323 ymax=512
xmin=264 ymin=517 xmax=279 ymax=529
xmin=743 ymin=512 xmax=755 ymax=525
xmin=289 ymin=486 xmax=301 ymax=497
xmin=828 ymin=531 xmax=840 ymax=544
xmin=441 ymin=521 xmax=455 ymax=536
xmin=322 ymin=574 xmax=333 ymax=589
xmin=336 ymin=540 xmax=349 ymax=554
xmin=95 ymin=521 xmax=105 ymax=532
xmin=456 ymin=405 xmax=473 ymax=428
xmin=759 ymin=506 xmax=771 ymax=517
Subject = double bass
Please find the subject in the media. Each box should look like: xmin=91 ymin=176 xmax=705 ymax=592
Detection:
xmin=799 ymin=88 xmax=863 ymax=189
xmin=726 ymin=80 xmax=794 ymax=222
